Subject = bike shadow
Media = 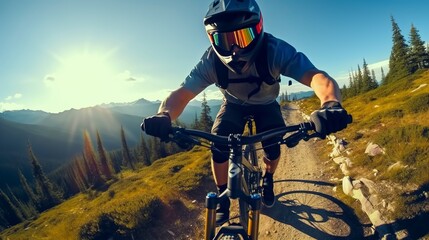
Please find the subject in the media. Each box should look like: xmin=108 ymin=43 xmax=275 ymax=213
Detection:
xmin=261 ymin=179 xmax=372 ymax=240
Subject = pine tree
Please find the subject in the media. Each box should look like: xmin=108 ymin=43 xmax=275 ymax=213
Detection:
xmin=409 ymin=24 xmax=428 ymax=71
xmin=381 ymin=66 xmax=386 ymax=84
xmin=199 ymin=92 xmax=214 ymax=132
xmin=191 ymin=112 xmax=200 ymax=130
xmin=71 ymin=157 xmax=89 ymax=191
xmin=361 ymin=59 xmax=372 ymax=92
xmin=149 ymin=137 xmax=161 ymax=163
xmin=138 ymin=134 xmax=151 ymax=166
xmin=28 ymin=142 xmax=62 ymax=210
xmin=0 ymin=189 xmax=24 ymax=225
xmin=385 ymin=16 xmax=410 ymax=83
xmin=18 ymin=169 xmax=38 ymax=207
xmin=82 ymin=131 xmax=105 ymax=188
xmin=96 ymin=131 xmax=113 ymax=180
xmin=356 ymin=65 xmax=363 ymax=93
xmin=121 ymin=126 xmax=135 ymax=170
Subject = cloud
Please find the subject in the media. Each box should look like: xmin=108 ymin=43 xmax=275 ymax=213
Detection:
xmin=5 ymin=93 xmax=22 ymax=101
xmin=117 ymin=70 xmax=145 ymax=83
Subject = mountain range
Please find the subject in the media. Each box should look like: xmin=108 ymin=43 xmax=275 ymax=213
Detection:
xmin=0 ymin=91 xmax=313 ymax=189
xmin=0 ymin=98 xmax=223 ymax=189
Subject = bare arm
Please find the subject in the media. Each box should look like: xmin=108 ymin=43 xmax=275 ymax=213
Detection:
xmin=158 ymin=86 xmax=197 ymax=121
xmin=300 ymin=70 xmax=342 ymax=106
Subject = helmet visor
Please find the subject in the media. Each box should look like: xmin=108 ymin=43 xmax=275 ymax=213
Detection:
xmin=209 ymin=19 xmax=262 ymax=53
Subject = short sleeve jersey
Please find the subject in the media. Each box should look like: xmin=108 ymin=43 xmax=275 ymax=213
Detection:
xmin=181 ymin=33 xmax=318 ymax=105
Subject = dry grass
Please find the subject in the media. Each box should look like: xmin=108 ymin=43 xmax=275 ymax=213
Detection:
xmin=0 ymin=146 xmax=212 ymax=239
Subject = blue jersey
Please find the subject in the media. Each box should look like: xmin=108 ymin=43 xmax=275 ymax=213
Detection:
xmin=181 ymin=33 xmax=318 ymax=105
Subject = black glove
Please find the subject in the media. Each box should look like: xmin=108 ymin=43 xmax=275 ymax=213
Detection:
xmin=310 ymin=101 xmax=351 ymax=139
xmin=141 ymin=112 xmax=172 ymax=141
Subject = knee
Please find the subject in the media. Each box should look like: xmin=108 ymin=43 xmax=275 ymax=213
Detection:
xmin=264 ymin=145 xmax=281 ymax=161
xmin=211 ymin=145 xmax=229 ymax=163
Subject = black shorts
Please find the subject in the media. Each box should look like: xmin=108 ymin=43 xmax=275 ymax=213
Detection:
xmin=211 ymin=100 xmax=286 ymax=163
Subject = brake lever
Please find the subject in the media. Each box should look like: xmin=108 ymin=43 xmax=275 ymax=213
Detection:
xmin=170 ymin=131 xmax=201 ymax=150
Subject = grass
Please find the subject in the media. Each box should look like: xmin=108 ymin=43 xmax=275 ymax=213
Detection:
xmin=0 ymin=146 xmax=212 ymax=239
xmin=298 ymin=70 xmax=429 ymax=219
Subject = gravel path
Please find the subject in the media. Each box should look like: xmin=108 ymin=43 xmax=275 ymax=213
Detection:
xmin=255 ymin=104 xmax=365 ymax=240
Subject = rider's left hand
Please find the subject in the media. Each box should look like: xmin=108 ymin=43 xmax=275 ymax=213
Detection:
xmin=310 ymin=101 xmax=351 ymax=139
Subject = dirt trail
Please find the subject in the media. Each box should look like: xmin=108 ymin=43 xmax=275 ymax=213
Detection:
xmin=255 ymin=104 xmax=365 ymax=240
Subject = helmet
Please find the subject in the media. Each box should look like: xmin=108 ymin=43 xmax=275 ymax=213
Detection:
xmin=204 ymin=0 xmax=264 ymax=74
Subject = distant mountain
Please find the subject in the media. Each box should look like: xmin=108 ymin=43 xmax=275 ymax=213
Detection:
xmin=0 ymin=109 xmax=50 ymax=124
xmin=288 ymin=91 xmax=314 ymax=100
xmin=0 ymin=107 xmax=143 ymax=190
xmin=0 ymin=118 xmax=83 ymax=189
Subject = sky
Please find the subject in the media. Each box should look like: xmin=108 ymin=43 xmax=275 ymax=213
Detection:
xmin=1 ymin=0 xmax=428 ymax=113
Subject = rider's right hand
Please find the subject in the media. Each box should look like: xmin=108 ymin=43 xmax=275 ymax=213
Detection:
xmin=141 ymin=112 xmax=172 ymax=141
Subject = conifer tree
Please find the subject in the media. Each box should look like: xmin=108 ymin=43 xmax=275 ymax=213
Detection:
xmin=82 ymin=131 xmax=104 ymax=188
xmin=138 ymin=134 xmax=151 ymax=166
xmin=0 ymin=189 xmax=24 ymax=225
xmin=191 ymin=112 xmax=200 ymax=130
xmin=408 ymin=24 xmax=428 ymax=71
xmin=149 ymin=137 xmax=161 ymax=163
xmin=361 ymin=59 xmax=372 ymax=92
xmin=96 ymin=131 xmax=113 ymax=179
xmin=120 ymin=126 xmax=135 ymax=170
xmin=18 ymin=169 xmax=38 ymax=207
xmin=386 ymin=16 xmax=410 ymax=83
xmin=356 ymin=65 xmax=363 ymax=93
xmin=6 ymin=186 xmax=35 ymax=219
xmin=72 ymin=157 xmax=89 ymax=191
xmin=199 ymin=92 xmax=214 ymax=132
xmin=381 ymin=67 xmax=386 ymax=84
xmin=28 ymin=142 xmax=62 ymax=210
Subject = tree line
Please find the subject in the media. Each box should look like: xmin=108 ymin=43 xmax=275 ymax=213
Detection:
xmin=0 ymin=94 xmax=216 ymax=230
xmin=0 ymin=124 xmax=187 ymax=230
xmin=341 ymin=16 xmax=428 ymax=99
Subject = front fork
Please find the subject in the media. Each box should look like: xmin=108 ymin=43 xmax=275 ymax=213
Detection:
xmin=205 ymin=192 xmax=218 ymax=240
xmin=247 ymin=193 xmax=262 ymax=240
xmin=204 ymin=192 xmax=262 ymax=240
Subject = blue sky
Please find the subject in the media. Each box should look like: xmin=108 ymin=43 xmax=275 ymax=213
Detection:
xmin=1 ymin=0 xmax=428 ymax=113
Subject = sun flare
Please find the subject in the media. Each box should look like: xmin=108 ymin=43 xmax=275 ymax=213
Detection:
xmin=45 ymin=48 xmax=127 ymax=110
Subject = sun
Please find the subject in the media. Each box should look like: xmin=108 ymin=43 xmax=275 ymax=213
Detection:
xmin=46 ymin=48 xmax=122 ymax=110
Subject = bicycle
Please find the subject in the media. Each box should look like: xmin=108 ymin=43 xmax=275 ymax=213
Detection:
xmin=143 ymin=117 xmax=327 ymax=240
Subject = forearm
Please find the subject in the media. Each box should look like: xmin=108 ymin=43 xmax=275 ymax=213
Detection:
xmin=302 ymin=70 xmax=342 ymax=106
xmin=158 ymin=86 xmax=196 ymax=120
xmin=311 ymin=72 xmax=342 ymax=105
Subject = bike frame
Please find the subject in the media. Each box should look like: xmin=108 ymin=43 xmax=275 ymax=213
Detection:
xmin=203 ymin=116 xmax=262 ymax=240
xmin=205 ymin=132 xmax=261 ymax=240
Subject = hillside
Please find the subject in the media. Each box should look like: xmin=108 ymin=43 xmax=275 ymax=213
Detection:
xmin=0 ymin=107 xmax=143 ymax=190
xmin=0 ymin=146 xmax=213 ymax=239
xmin=1 ymin=71 xmax=428 ymax=238
xmin=298 ymin=70 xmax=429 ymax=221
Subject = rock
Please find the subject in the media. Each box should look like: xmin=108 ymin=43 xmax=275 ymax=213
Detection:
xmin=387 ymin=162 xmax=406 ymax=172
xmin=365 ymin=142 xmax=385 ymax=156
xmin=340 ymin=163 xmax=350 ymax=175
xmin=342 ymin=176 xmax=353 ymax=196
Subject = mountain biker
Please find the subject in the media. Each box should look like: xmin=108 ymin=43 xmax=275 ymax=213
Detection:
xmin=142 ymin=0 xmax=350 ymax=226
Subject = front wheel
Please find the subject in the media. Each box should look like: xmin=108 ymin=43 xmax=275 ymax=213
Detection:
xmin=239 ymin=143 xmax=260 ymax=232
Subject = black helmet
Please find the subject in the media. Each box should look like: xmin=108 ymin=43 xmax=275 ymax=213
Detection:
xmin=204 ymin=0 xmax=264 ymax=74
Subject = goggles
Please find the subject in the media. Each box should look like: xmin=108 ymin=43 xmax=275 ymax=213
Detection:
xmin=209 ymin=19 xmax=263 ymax=53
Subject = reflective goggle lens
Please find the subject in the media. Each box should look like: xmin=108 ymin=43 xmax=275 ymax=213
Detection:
xmin=211 ymin=26 xmax=259 ymax=52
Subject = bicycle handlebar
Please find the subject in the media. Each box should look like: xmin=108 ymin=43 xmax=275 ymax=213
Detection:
xmin=169 ymin=121 xmax=317 ymax=149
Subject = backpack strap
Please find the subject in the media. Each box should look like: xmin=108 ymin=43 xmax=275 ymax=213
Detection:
xmin=214 ymin=34 xmax=281 ymax=99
